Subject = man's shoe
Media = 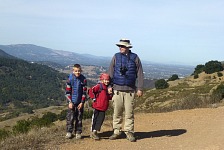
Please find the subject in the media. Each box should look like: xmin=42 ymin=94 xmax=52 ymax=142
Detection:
xmin=126 ymin=132 xmax=136 ymax=142
xmin=76 ymin=133 xmax=82 ymax=139
xmin=65 ymin=132 xmax=72 ymax=139
xmin=90 ymin=131 xmax=100 ymax=140
xmin=109 ymin=133 xmax=120 ymax=140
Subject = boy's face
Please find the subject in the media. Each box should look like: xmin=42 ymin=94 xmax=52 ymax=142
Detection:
xmin=102 ymin=79 xmax=110 ymax=85
xmin=73 ymin=67 xmax=81 ymax=77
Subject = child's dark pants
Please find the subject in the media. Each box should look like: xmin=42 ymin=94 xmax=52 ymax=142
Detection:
xmin=91 ymin=109 xmax=105 ymax=131
xmin=66 ymin=105 xmax=83 ymax=134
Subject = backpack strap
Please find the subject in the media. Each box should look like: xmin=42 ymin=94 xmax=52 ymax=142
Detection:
xmin=99 ymin=82 xmax=103 ymax=92
xmin=92 ymin=82 xmax=104 ymax=101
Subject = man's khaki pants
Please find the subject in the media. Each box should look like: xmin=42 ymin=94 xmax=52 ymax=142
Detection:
xmin=112 ymin=90 xmax=135 ymax=135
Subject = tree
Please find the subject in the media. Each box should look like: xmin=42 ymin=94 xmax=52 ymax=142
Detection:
xmin=204 ymin=60 xmax=223 ymax=74
xmin=155 ymin=79 xmax=169 ymax=89
xmin=168 ymin=74 xmax=179 ymax=81
xmin=193 ymin=64 xmax=205 ymax=75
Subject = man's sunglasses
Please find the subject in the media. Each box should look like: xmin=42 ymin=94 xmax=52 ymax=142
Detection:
xmin=119 ymin=45 xmax=126 ymax=48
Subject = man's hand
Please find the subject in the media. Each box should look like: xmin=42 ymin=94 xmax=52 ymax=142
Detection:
xmin=136 ymin=90 xmax=143 ymax=97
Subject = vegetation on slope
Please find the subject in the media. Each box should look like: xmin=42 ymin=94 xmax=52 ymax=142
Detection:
xmin=0 ymin=57 xmax=67 ymax=119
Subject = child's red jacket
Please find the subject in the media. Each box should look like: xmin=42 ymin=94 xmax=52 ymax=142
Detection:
xmin=91 ymin=83 xmax=112 ymax=111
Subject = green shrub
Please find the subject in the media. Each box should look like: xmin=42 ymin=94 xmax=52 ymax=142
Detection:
xmin=194 ymin=74 xmax=199 ymax=79
xmin=0 ymin=129 xmax=10 ymax=140
xmin=204 ymin=60 xmax=223 ymax=74
xmin=168 ymin=74 xmax=179 ymax=81
xmin=155 ymin=79 xmax=169 ymax=89
xmin=83 ymin=110 xmax=93 ymax=119
xmin=31 ymin=112 xmax=57 ymax=128
xmin=57 ymin=109 xmax=67 ymax=121
xmin=193 ymin=64 xmax=205 ymax=75
xmin=12 ymin=120 xmax=31 ymax=135
xmin=211 ymin=84 xmax=224 ymax=103
xmin=42 ymin=112 xmax=58 ymax=123
xmin=178 ymin=94 xmax=203 ymax=109
xmin=217 ymin=72 xmax=223 ymax=77
xmin=31 ymin=117 xmax=52 ymax=128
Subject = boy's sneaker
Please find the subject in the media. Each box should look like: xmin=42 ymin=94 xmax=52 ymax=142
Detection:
xmin=109 ymin=133 xmax=120 ymax=140
xmin=76 ymin=133 xmax=82 ymax=139
xmin=126 ymin=132 xmax=136 ymax=142
xmin=91 ymin=130 xmax=100 ymax=140
xmin=65 ymin=132 xmax=72 ymax=139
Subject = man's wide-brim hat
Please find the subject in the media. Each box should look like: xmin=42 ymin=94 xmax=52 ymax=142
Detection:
xmin=116 ymin=39 xmax=132 ymax=48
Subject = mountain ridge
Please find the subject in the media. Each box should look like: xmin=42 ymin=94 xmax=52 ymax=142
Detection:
xmin=0 ymin=44 xmax=194 ymax=79
xmin=0 ymin=44 xmax=111 ymax=67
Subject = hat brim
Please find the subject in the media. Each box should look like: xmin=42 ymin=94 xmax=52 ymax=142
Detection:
xmin=116 ymin=43 xmax=132 ymax=48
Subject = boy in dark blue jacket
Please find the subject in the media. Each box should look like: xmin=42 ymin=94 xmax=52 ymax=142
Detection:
xmin=65 ymin=64 xmax=87 ymax=139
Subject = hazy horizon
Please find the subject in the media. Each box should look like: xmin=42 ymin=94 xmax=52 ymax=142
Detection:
xmin=1 ymin=0 xmax=224 ymax=66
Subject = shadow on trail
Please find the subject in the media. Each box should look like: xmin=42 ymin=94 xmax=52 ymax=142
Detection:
xmin=135 ymin=129 xmax=187 ymax=140
xmin=99 ymin=129 xmax=187 ymax=140
xmin=98 ymin=131 xmax=114 ymax=139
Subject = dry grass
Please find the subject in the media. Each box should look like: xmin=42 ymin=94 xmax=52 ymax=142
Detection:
xmin=0 ymin=118 xmax=93 ymax=150
xmin=135 ymin=71 xmax=224 ymax=113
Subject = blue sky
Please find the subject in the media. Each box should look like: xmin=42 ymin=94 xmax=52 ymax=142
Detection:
xmin=0 ymin=0 xmax=224 ymax=66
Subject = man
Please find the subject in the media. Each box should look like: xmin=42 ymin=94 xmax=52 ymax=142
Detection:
xmin=108 ymin=38 xmax=144 ymax=142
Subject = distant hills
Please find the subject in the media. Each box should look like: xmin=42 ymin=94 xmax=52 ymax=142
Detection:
xmin=0 ymin=49 xmax=17 ymax=59
xmin=0 ymin=44 xmax=194 ymax=79
xmin=0 ymin=44 xmax=111 ymax=67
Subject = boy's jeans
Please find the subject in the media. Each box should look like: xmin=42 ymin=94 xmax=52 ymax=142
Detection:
xmin=66 ymin=105 xmax=83 ymax=134
xmin=112 ymin=90 xmax=135 ymax=135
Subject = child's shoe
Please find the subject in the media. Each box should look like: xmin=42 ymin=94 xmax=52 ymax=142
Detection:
xmin=76 ymin=133 xmax=82 ymax=139
xmin=91 ymin=130 xmax=100 ymax=140
xmin=65 ymin=132 xmax=72 ymax=139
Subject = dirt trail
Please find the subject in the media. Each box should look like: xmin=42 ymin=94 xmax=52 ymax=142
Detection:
xmin=57 ymin=106 xmax=224 ymax=150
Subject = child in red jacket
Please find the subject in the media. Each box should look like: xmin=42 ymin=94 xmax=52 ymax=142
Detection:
xmin=90 ymin=73 xmax=113 ymax=140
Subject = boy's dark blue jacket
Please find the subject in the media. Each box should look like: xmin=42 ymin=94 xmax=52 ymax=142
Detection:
xmin=65 ymin=73 xmax=87 ymax=104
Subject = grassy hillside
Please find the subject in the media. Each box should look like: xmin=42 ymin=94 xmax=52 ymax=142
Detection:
xmin=0 ymin=56 xmax=67 ymax=120
xmin=135 ymin=71 xmax=224 ymax=113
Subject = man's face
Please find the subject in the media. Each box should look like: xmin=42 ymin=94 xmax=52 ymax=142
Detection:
xmin=119 ymin=45 xmax=129 ymax=54
xmin=73 ymin=67 xmax=81 ymax=77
